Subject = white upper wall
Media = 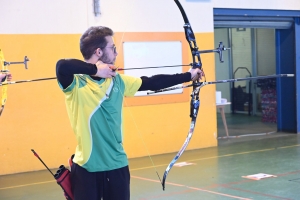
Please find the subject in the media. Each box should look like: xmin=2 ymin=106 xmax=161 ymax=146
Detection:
xmin=89 ymin=0 xmax=213 ymax=33
xmin=1 ymin=0 xmax=300 ymax=34
xmin=0 ymin=0 xmax=213 ymax=34
xmin=213 ymin=0 xmax=300 ymax=10
xmin=0 ymin=0 xmax=88 ymax=34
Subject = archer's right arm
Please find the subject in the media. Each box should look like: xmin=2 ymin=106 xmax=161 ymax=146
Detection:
xmin=56 ymin=59 xmax=116 ymax=89
xmin=56 ymin=59 xmax=97 ymax=89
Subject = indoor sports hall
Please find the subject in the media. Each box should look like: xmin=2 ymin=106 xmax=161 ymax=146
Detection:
xmin=1 ymin=0 xmax=300 ymax=199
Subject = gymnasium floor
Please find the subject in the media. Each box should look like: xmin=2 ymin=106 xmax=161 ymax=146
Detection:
xmin=0 ymin=114 xmax=299 ymax=200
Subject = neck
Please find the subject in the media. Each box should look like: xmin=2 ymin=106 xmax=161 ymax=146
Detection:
xmin=85 ymin=56 xmax=102 ymax=81
xmin=85 ymin=55 xmax=99 ymax=64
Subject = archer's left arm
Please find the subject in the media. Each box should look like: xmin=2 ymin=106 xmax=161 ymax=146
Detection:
xmin=138 ymin=68 xmax=203 ymax=91
xmin=138 ymin=72 xmax=191 ymax=91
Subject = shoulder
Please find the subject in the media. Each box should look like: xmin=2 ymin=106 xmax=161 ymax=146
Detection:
xmin=119 ymin=74 xmax=141 ymax=81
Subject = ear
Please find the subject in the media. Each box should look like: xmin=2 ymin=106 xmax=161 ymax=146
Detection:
xmin=95 ymin=48 xmax=103 ymax=57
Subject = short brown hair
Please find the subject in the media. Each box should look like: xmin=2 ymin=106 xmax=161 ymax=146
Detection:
xmin=80 ymin=26 xmax=114 ymax=60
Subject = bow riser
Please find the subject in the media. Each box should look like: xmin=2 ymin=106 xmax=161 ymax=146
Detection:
xmin=190 ymin=93 xmax=200 ymax=119
xmin=0 ymin=49 xmax=8 ymax=116
xmin=183 ymin=26 xmax=202 ymax=69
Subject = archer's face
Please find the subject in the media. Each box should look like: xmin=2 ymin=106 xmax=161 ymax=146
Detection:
xmin=100 ymin=36 xmax=118 ymax=64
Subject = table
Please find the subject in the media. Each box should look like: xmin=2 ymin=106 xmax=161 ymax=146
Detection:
xmin=216 ymin=102 xmax=231 ymax=138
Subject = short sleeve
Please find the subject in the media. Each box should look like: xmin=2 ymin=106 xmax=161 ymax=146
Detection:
xmin=119 ymin=74 xmax=142 ymax=97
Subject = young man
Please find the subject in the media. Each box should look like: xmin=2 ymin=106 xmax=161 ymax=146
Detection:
xmin=56 ymin=26 xmax=203 ymax=200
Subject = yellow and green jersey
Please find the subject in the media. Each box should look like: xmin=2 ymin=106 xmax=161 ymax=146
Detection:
xmin=58 ymin=74 xmax=142 ymax=172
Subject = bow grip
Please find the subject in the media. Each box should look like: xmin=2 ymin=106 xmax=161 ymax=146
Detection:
xmin=1 ymin=76 xmax=6 ymax=82
xmin=219 ymin=50 xmax=224 ymax=63
xmin=218 ymin=42 xmax=224 ymax=63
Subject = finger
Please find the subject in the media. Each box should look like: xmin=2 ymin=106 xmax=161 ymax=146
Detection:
xmin=110 ymin=66 xmax=118 ymax=72
xmin=191 ymin=74 xmax=198 ymax=81
xmin=1 ymin=75 xmax=6 ymax=82
xmin=197 ymin=72 xmax=202 ymax=80
xmin=109 ymin=71 xmax=116 ymax=77
xmin=201 ymin=70 xmax=205 ymax=76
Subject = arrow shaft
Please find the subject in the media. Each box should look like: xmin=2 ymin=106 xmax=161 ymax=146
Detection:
xmin=200 ymin=74 xmax=294 ymax=85
xmin=147 ymin=74 xmax=294 ymax=94
xmin=0 ymin=77 xmax=56 ymax=86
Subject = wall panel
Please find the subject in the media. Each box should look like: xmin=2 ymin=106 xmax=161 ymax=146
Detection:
xmin=0 ymin=32 xmax=216 ymax=175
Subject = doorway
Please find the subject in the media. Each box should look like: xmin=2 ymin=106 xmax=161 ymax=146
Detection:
xmin=215 ymin=28 xmax=276 ymax=116
xmin=215 ymin=28 xmax=279 ymax=138
xmin=213 ymin=8 xmax=300 ymax=137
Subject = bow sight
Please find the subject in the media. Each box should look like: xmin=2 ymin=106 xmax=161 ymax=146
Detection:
xmin=3 ymin=56 xmax=29 ymax=69
xmin=0 ymin=51 xmax=29 ymax=72
xmin=199 ymin=42 xmax=230 ymax=63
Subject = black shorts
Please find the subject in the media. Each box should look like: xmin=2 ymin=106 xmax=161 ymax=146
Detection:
xmin=71 ymin=163 xmax=130 ymax=200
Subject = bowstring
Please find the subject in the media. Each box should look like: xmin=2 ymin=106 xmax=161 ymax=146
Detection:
xmin=112 ymin=27 xmax=162 ymax=183
xmin=112 ymin=75 xmax=162 ymax=183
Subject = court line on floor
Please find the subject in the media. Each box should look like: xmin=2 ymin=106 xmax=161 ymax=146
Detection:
xmin=137 ymin=189 xmax=198 ymax=200
xmin=203 ymin=169 xmax=300 ymax=199
xmin=133 ymin=169 xmax=300 ymax=200
xmin=0 ymin=144 xmax=298 ymax=191
xmin=205 ymin=169 xmax=300 ymax=190
xmin=0 ymin=180 xmax=55 ymax=190
xmin=131 ymin=175 xmax=251 ymax=200
xmin=207 ymin=177 xmax=295 ymax=200
xmin=130 ymin=144 xmax=300 ymax=171
xmin=222 ymin=186 xmax=293 ymax=200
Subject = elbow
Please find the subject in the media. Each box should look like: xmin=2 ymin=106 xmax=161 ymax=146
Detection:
xmin=56 ymin=59 xmax=68 ymax=73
